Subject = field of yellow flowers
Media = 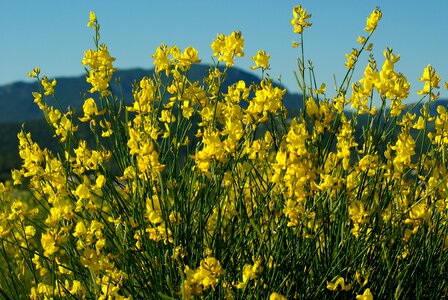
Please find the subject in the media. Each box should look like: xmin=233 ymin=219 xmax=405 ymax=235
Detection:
xmin=1 ymin=4 xmax=447 ymax=299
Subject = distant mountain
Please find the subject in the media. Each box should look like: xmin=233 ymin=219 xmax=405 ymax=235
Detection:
xmin=0 ymin=65 xmax=303 ymax=123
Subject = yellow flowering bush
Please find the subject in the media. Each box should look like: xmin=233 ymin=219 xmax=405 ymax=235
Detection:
xmin=0 ymin=4 xmax=447 ymax=299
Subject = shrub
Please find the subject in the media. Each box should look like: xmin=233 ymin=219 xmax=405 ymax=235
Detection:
xmin=1 ymin=4 xmax=447 ymax=299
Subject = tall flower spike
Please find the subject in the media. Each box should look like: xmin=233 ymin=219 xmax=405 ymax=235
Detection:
xmin=291 ymin=4 xmax=312 ymax=34
xmin=365 ymin=8 xmax=382 ymax=34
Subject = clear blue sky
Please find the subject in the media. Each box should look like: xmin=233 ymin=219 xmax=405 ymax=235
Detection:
xmin=1 ymin=0 xmax=447 ymax=102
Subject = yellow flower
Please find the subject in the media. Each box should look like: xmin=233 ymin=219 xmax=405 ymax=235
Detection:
xmin=0 ymin=182 xmax=7 ymax=194
xmin=182 ymin=257 xmax=223 ymax=298
xmin=99 ymin=119 xmax=113 ymax=137
xmin=73 ymin=220 xmax=87 ymax=238
xmin=41 ymin=76 xmax=57 ymax=96
xmin=82 ymin=44 xmax=116 ymax=96
xmin=25 ymin=225 xmax=36 ymax=238
xmin=95 ymin=174 xmax=106 ymax=189
xmin=236 ymin=258 xmax=262 ymax=289
xmin=198 ymin=256 xmax=223 ymax=288
xmin=356 ymin=288 xmax=374 ymax=300
xmin=195 ymin=129 xmax=227 ymax=174
xmin=428 ymin=105 xmax=448 ymax=148
xmin=146 ymin=224 xmax=173 ymax=244
xmin=250 ymin=50 xmax=270 ymax=70
xmin=291 ymin=4 xmax=312 ymax=34
xmin=87 ymin=11 xmax=96 ymax=27
xmin=41 ymin=232 xmax=58 ymax=257
xmin=74 ymin=183 xmax=90 ymax=200
xmin=70 ymin=280 xmax=83 ymax=296
xmin=32 ymin=92 xmax=46 ymax=110
xmin=152 ymin=43 xmax=171 ymax=74
xmin=417 ymin=64 xmax=441 ymax=99
xmin=365 ymin=8 xmax=382 ymax=34
xmin=336 ymin=116 xmax=357 ymax=170
xmin=376 ymin=48 xmax=410 ymax=101
xmin=0 ymin=225 xmax=10 ymax=238
xmin=357 ymin=36 xmax=367 ymax=45
xmin=47 ymin=107 xmax=61 ymax=125
xmin=79 ymin=98 xmax=101 ymax=122
xmin=211 ymin=31 xmax=245 ymax=67
xmin=404 ymin=203 xmax=431 ymax=230
xmin=391 ymin=131 xmax=415 ymax=173
xmin=246 ymin=79 xmax=286 ymax=122
xmin=54 ymin=113 xmax=78 ymax=142
xmin=349 ymin=201 xmax=370 ymax=224
xmin=159 ymin=109 xmax=176 ymax=123
xmin=179 ymin=46 xmax=201 ymax=67
xmin=27 ymin=67 xmax=40 ymax=78
xmin=270 ymin=292 xmax=287 ymax=300
xmin=412 ymin=116 xmax=425 ymax=130
xmin=345 ymin=48 xmax=359 ymax=69
xmin=11 ymin=169 xmax=23 ymax=185
xmin=326 ymin=276 xmax=352 ymax=291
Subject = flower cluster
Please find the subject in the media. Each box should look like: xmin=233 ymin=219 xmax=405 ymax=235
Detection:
xmin=1 ymin=4 xmax=447 ymax=300
xmin=211 ymin=31 xmax=245 ymax=66
xmin=290 ymin=4 xmax=312 ymax=34
xmin=82 ymin=44 xmax=116 ymax=96
xmin=183 ymin=257 xmax=223 ymax=299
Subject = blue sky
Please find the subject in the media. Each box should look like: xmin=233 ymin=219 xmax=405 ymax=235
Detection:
xmin=1 ymin=1 xmax=447 ymax=102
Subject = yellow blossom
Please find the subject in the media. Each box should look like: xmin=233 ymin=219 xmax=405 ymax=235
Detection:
xmin=25 ymin=225 xmax=36 ymax=238
xmin=349 ymin=201 xmax=370 ymax=224
xmin=152 ymin=43 xmax=171 ymax=74
xmin=73 ymin=220 xmax=87 ymax=238
xmin=418 ymin=64 xmax=441 ymax=100
xmin=74 ymin=183 xmax=90 ymax=200
xmin=291 ymin=4 xmax=312 ymax=34
xmin=182 ymin=257 xmax=223 ymax=299
xmin=211 ymin=31 xmax=245 ymax=67
xmin=357 ymin=36 xmax=367 ymax=45
xmin=326 ymin=276 xmax=352 ymax=291
xmin=270 ymin=292 xmax=287 ymax=300
xmin=82 ymin=44 xmax=116 ymax=96
xmin=356 ymin=288 xmax=374 ymax=300
xmin=365 ymin=8 xmax=382 ymax=34
xmin=179 ymin=46 xmax=201 ymax=67
xmin=345 ymin=48 xmax=359 ymax=69
xmin=80 ymin=98 xmax=101 ymax=122
xmin=236 ymin=258 xmax=262 ymax=289
xmin=87 ymin=11 xmax=96 ymax=27
xmin=250 ymin=50 xmax=270 ymax=70
xmin=41 ymin=232 xmax=58 ymax=257
xmin=41 ymin=76 xmax=57 ymax=96
xmin=27 ymin=67 xmax=40 ymax=78
xmin=391 ymin=131 xmax=415 ymax=173
xmin=32 ymin=92 xmax=45 ymax=110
